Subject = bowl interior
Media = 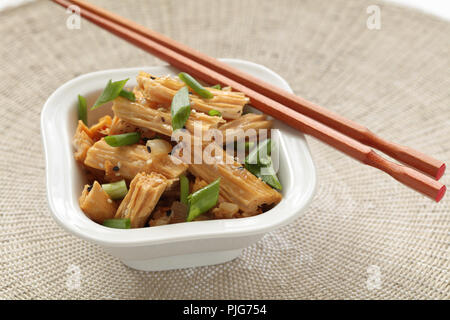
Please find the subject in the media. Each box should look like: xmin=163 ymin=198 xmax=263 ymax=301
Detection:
xmin=41 ymin=59 xmax=317 ymax=246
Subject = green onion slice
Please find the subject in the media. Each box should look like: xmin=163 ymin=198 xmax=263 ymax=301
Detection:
xmin=235 ymin=140 xmax=255 ymax=152
xmin=245 ymin=139 xmax=272 ymax=166
xmin=104 ymin=132 xmax=141 ymax=147
xmin=171 ymin=86 xmax=191 ymax=131
xmin=186 ymin=178 xmax=220 ymax=222
xmin=245 ymin=163 xmax=282 ymax=190
xmin=211 ymin=84 xmax=221 ymax=90
xmin=119 ymin=89 xmax=136 ymax=102
xmin=101 ymin=180 xmax=128 ymax=200
xmin=77 ymin=94 xmax=88 ymax=125
xmin=91 ymin=78 xmax=129 ymax=110
xmin=227 ymin=140 xmax=255 ymax=156
xmin=244 ymin=139 xmax=282 ymax=190
xmin=245 ymin=141 xmax=255 ymax=151
xmin=180 ymin=175 xmax=189 ymax=205
xmin=178 ymin=72 xmax=214 ymax=99
xmin=208 ymin=109 xmax=222 ymax=117
xmin=102 ymin=218 xmax=131 ymax=229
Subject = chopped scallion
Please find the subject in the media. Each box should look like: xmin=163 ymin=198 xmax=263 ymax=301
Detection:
xmin=119 ymin=89 xmax=136 ymax=102
xmin=235 ymin=140 xmax=255 ymax=152
xmin=245 ymin=141 xmax=255 ymax=151
xmin=245 ymin=163 xmax=282 ymax=190
xmin=208 ymin=109 xmax=222 ymax=117
xmin=211 ymin=84 xmax=221 ymax=90
xmin=104 ymin=132 xmax=141 ymax=147
xmin=244 ymin=139 xmax=282 ymax=190
xmin=77 ymin=94 xmax=88 ymax=125
xmin=180 ymin=175 xmax=189 ymax=205
xmin=91 ymin=78 xmax=129 ymax=110
xmin=186 ymin=178 xmax=220 ymax=222
xmin=102 ymin=218 xmax=131 ymax=229
xmin=102 ymin=180 xmax=128 ymax=200
xmin=245 ymin=138 xmax=272 ymax=166
xmin=171 ymin=86 xmax=191 ymax=131
xmin=178 ymin=72 xmax=214 ymax=99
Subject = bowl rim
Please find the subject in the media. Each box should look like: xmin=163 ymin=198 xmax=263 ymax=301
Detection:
xmin=41 ymin=58 xmax=317 ymax=247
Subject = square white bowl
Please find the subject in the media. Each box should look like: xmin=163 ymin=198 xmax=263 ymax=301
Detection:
xmin=41 ymin=59 xmax=317 ymax=271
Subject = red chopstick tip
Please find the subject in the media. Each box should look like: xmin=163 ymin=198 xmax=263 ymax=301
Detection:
xmin=436 ymin=163 xmax=446 ymax=180
xmin=435 ymin=185 xmax=446 ymax=202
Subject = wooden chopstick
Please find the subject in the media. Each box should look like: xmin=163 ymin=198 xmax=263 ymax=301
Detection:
xmin=66 ymin=0 xmax=446 ymax=181
xmin=52 ymin=0 xmax=446 ymax=202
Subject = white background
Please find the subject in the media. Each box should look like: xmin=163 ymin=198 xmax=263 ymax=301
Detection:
xmin=388 ymin=0 xmax=450 ymax=20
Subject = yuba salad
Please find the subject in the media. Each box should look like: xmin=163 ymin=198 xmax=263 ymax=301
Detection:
xmin=73 ymin=71 xmax=282 ymax=229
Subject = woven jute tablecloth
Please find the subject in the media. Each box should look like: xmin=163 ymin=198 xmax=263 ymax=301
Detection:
xmin=0 ymin=0 xmax=449 ymax=299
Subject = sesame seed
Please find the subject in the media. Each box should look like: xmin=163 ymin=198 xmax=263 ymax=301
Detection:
xmin=107 ymin=199 xmax=113 ymax=204
xmin=147 ymin=145 xmax=152 ymax=153
xmin=150 ymin=76 xmax=156 ymax=80
xmin=166 ymin=210 xmax=172 ymax=217
xmin=113 ymin=166 xmax=119 ymax=171
xmin=87 ymin=185 xmax=93 ymax=192
xmin=98 ymin=163 xmax=104 ymax=169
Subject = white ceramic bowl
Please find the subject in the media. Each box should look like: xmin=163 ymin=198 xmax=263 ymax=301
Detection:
xmin=41 ymin=59 xmax=316 ymax=271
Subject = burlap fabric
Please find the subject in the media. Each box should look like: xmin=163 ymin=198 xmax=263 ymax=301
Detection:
xmin=0 ymin=0 xmax=448 ymax=299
